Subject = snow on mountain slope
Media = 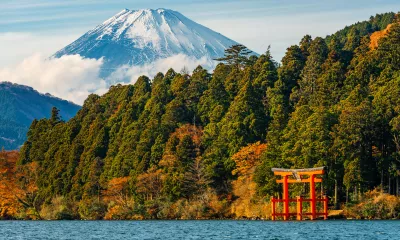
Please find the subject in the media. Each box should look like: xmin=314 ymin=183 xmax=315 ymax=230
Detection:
xmin=53 ymin=8 xmax=254 ymax=78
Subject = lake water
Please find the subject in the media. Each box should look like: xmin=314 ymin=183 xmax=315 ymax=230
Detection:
xmin=0 ymin=220 xmax=399 ymax=239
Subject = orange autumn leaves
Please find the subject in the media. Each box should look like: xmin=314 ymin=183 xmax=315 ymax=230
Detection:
xmin=232 ymin=142 xmax=267 ymax=178
xmin=370 ymin=16 xmax=399 ymax=50
xmin=103 ymin=127 xmax=267 ymax=219
xmin=370 ymin=24 xmax=393 ymax=49
xmin=0 ymin=150 xmax=19 ymax=219
xmin=230 ymin=142 xmax=268 ymax=219
xmin=0 ymin=150 xmax=39 ymax=219
xmin=102 ymin=176 xmax=137 ymax=220
xmin=0 ymin=128 xmax=267 ymax=220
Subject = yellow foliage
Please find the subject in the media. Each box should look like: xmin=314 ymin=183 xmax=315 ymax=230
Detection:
xmin=230 ymin=172 xmax=271 ymax=219
xmin=159 ymin=124 xmax=203 ymax=169
xmin=370 ymin=24 xmax=392 ymax=50
xmin=345 ymin=189 xmax=400 ymax=219
xmin=0 ymin=151 xmax=22 ymax=219
xmin=136 ymin=167 xmax=163 ymax=200
xmin=0 ymin=151 xmax=41 ymax=219
xmin=165 ymin=189 xmax=230 ymax=219
xmin=102 ymin=176 xmax=130 ymax=202
xmin=170 ymin=124 xmax=203 ymax=145
xmin=231 ymin=142 xmax=266 ymax=177
xmin=104 ymin=197 xmax=139 ymax=220
xmin=230 ymin=142 xmax=269 ymax=219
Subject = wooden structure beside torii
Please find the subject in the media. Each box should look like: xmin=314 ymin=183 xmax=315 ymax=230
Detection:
xmin=270 ymin=167 xmax=328 ymax=220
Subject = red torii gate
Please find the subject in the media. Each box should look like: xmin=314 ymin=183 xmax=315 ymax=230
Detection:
xmin=270 ymin=167 xmax=328 ymax=220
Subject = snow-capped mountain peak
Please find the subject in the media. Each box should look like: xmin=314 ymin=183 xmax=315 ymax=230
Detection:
xmin=53 ymin=8 xmax=254 ymax=77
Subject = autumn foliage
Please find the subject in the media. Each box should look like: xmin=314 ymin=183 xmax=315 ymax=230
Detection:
xmin=230 ymin=142 xmax=270 ymax=219
xmin=232 ymin=142 xmax=267 ymax=177
xmin=4 ymin=12 xmax=400 ymax=220
xmin=370 ymin=24 xmax=392 ymax=49
xmin=0 ymin=150 xmax=40 ymax=219
xmin=345 ymin=189 xmax=400 ymax=219
xmin=0 ymin=150 xmax=19 ymax=219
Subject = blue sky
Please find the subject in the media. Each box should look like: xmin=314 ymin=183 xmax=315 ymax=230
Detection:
xmin=1 ymin=0 xmax=399 ymax=67
xmin=0 ymin=0 xmax=399 ymax=104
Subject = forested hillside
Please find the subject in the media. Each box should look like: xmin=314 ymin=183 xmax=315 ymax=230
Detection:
xmin=0 ymin=82 xmax=81 ymax=149
xmin=6 ymin=12 xmax=400 ymax=220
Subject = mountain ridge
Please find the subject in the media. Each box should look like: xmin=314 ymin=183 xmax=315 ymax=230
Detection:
xmin=53 ymin=8 xmax=254 ymax=78
xmin=3 ymin=11 xmax=400 ymax=221
xmin=1 ymin=81 xmax=79 ymax=106
xmin=0 ymin=81 xmax=81 ymax=149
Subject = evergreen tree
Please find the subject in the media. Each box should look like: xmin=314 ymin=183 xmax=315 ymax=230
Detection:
xmin=14 ymin=14 xmax=400 ymax=219
xmin=294 ymin=37 xmax=328 ymax=105
xmin=215 ymin=44 xmax=252 ymax=69
xmin=198 ymin=64 xmax=230 ymax=125
xmin=253 ymin=48 xmax=279 ymax=95
xmin=50 ymin=107 xmax=61 ymax=125
xmin=299 ymin=34 xmax=312 ymax=58
xmin=278 ymin=45 xmax=306 ymax=100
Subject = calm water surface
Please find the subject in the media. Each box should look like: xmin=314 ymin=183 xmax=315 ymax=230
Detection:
xmin=0 ymin=220 xmax=399 ymax=240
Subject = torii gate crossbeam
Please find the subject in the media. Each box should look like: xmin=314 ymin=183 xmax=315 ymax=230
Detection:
xmin=271 ymin=167 xmax=328 ymax=220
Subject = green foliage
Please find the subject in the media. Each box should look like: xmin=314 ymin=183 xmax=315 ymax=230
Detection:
xmin=215 ymin=44 xmax=253 ymax=69
xmin=78 ymin=198 xmax=107 ymax=220
xmin=16 ymin=12 xmax=400 ymax=219
xmin=0 ymin=82 xmax=80 ymax=150
xmin=345 ymin=190 xmax=400 ymax=219
xmin=255 ymin=14 xmax=400 ymax=201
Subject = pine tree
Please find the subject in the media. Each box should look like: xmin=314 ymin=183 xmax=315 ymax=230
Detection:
xmin=198 ymin=64 xmax=230 ymax=125
xmin=50 ymin=107 xmax=61 ymax=125
xmin=253 ymin=47 xmax=279 ymax=95
xmin=208 ymin=79 xmax=267 ymax=188
xmin=299 ymin=34 xmax=312 ymax=58
xmin=278 ymin=45 xmax=306 ymax=99
xmin=294 ymin=37 xmax=328 ymax=105
xmin=215 ymin=44 xmax=252 ymax=69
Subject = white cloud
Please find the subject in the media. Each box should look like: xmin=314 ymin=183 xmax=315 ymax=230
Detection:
xmin=0 ymin=53 xmax=214 ymax=105
xmin=108 ymin=54 xmax=213 ymax=85
xmin=0 ymin=54 xmax=107 ymax=105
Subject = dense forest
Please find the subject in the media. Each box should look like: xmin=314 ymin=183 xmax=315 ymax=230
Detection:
xmin=0 ymin=82 xmax=80 ymax=149
xmin=1 ymin=12 xmax=400 ymax=220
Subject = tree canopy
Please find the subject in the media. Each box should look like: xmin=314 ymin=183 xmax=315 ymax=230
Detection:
xmin=215 ymin=44 xmax=253 ymax=69
xmin=5 ymin=12 xmax=400 ymax=220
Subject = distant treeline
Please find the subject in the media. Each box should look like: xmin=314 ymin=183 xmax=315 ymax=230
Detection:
xmin=1 ymin=12 xmax=400 ymax=220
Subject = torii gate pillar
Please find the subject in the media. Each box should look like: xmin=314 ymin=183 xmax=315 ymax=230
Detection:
xmin=271 ymin=167 xmax=327 ymax=221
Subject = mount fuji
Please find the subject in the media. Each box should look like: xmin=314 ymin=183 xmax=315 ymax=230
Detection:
xmin=53 ymin=8 xmax=254 ymax=78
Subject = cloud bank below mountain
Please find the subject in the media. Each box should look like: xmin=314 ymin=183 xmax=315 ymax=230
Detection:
xmin=0 ymin=54 xmax=107 ymax=105
xmin=108 ymin=54 xmax=211 ymax=85
xmin=0 ymin=54 xmax=213 ymax=105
